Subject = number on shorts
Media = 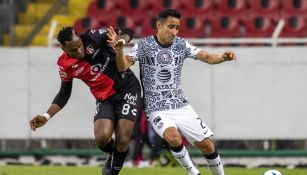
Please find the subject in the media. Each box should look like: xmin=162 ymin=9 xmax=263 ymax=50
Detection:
xmin=122 ymin=104 xmax=130 ymax=115
xmin=131 ymin=109 xmax=137 ymax=116
xmin=197 ymin=117 xmax=206 ymax=129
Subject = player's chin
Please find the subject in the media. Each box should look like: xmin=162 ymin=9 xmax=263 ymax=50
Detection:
xmin=76 ymin=55 xmax=84 ymax=60
xmin=168 ymin=38 xmax=175 ymax=44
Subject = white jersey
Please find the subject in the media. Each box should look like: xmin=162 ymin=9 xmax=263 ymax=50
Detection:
xmin=128 ymin=36 xmax=201 ymax=114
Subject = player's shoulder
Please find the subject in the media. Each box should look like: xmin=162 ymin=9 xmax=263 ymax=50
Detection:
xmin=82 ymin=28 xmax=107 ymax=41
xmin=138 ymin=36 xmax=155 ymax=43
xmin=57 ymin=52 xmax=78 ymax=71
xmin=174 ymin=36 xmax=187 ymax=43
xmin=85 ymin=28 xmax=107 ymax=36
xmin=57 ymin=52 xmax=67 ymax=65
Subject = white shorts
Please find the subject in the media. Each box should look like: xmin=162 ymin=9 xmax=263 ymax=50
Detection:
xmin=148 ymin=105 xmax=213 ymax=145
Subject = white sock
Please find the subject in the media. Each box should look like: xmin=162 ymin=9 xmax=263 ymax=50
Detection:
xmin=206 ymin=155 xmax=225 ymax=175
xmin=170 ymin=146 xmax=199 ymax=175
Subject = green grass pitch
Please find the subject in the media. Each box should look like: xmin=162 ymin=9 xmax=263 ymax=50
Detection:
xmin=0 ymin=166 xmax=307 ymax=175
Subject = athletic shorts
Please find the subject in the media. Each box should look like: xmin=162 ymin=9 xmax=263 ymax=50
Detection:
xmin=148 ymin=105 xmax=213 ymax=145
xmin=94 ymin=88 xmax=142 ymax=123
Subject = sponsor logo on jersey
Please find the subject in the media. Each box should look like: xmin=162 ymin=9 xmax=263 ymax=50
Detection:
xmin=71 ymin=63 xmax=78 ymax=68
xmin=91 ymin=63 xmax=102 ymax=75
xmin=157 ymin=84 xmax=176 ymax=90
xmin=86 ymin=45 xmax=94 ymax=55
xmin=123 ymin=93 xmax=138 ymax=105
xmin=157 ymin=69 xmax=171 ymax=83
xmin=90 ymin=57 xmax=110 ymax=81
xmin=90 ymin=57 xmax=110 ymax=75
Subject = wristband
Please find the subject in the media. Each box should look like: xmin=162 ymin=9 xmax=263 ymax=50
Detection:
xmin=42 ymin=113 xmax=51 ymax=120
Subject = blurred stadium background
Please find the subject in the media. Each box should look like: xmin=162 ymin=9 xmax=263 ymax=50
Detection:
xmin=0 ymin=0 xmax=307 ymax=173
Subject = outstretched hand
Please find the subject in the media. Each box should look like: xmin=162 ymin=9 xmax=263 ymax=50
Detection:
xmin=29 ymin=115 xmax=48 ymax=131
xmin=222 ymin=51 xmax=236 ymax=61
xmin=107 ymin=26 xmax=125 ymax=51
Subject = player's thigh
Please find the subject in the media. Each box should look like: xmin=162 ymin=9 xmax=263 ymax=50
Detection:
xmin=115 ymin=119 xmax=134 ymax=143
xmin=148 ymin=111 xmax=177 ymax=140
xmin=94 ymin=100 xmax=115 ymax=141
xmin=176 ymin=105 xmax=213 ymax=145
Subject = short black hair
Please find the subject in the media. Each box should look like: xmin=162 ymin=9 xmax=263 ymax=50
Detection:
xmin=157 ymin=9 xmax=181 ymax=23
xmin=57 ymin=27 xmax=75 ymax=45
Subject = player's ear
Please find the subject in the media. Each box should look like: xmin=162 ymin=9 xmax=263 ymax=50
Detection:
xmin=60 ymin=46 xmax=65 ymax=52
xmin=156 ymin=20 xmax=161 ymax=30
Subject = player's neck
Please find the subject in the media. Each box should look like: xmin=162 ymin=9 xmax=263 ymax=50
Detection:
xmin=154 ymin=35 xmax=172 ymax=48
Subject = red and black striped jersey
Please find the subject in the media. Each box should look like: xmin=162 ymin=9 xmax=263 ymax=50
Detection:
xmin=57 ymin=28 xmax=140 ymax=101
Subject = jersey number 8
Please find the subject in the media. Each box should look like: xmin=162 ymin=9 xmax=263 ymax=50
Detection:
xmin=122 ymin=104 xmax=137 ymax=116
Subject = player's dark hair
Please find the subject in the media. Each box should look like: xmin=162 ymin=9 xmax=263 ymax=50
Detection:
xmin=157 ymin=9 xmax=181 ymax=23
xmin=57 ymin=27 xmax=75 ymax=45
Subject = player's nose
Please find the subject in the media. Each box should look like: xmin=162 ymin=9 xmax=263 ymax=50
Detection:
xmin=171 ymin=29 xmax=178 ymax=36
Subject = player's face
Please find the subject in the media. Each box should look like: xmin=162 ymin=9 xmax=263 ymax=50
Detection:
xmin=157 ymin=16 xmax=180 ymax=45
xmin=62 ymin=34 xmax=85 ymax=60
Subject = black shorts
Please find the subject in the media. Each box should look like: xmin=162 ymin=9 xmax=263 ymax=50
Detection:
xmin=94 ymin=88 xmax=142 ymax=123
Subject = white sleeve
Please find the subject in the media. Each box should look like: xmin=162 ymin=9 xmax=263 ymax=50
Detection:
xmin=185 ymin=40 xmax=201 ymax=59
xmin=127 ymin=42 xmax=139 ymax=63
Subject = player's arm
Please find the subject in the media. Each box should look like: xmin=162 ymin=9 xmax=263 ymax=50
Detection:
xmin=107 ymin=26 xmax=134 ymax=72
xmin=29 ymin=80 xmax=73 ymax=131
xmin=114 ymin=41 xmax=134 ymax=72
xmin=196 ymin=50 xmax=236 ymax=64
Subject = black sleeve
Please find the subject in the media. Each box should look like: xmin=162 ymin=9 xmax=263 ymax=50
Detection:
xmin=85 ymin=27 xmax=133 ymax=47
xmin=85 ymin=28 xmax=108 ymax=45
xmin=115 ymin=28 xmax=134 ymax=43
xmin=52 ymin=80 xmax=73 ymax=108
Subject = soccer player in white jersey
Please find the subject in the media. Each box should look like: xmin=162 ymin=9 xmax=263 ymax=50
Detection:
xmin=108 ymin=9 xmax=236 ymax=175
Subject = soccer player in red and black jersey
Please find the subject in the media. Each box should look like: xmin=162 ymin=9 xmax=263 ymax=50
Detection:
xmin=29 ymin=27 xmax=142 ymax=175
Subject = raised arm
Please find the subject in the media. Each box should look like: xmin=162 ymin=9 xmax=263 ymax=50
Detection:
xmin=107 ymin=26 xmax=134 ymax=72
xmin=196 ymin=50 xmax=236 ymax=64
xmin=114 ymin=40 xmax=134 ymax=72
xmin=29 ymin=80 xmax=72 ymax=131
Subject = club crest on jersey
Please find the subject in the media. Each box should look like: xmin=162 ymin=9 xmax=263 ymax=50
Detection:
xmin=86 ymin=45 xmax=94 ymax=54
xmin=157 ymin=51 xmax=172 ymax=65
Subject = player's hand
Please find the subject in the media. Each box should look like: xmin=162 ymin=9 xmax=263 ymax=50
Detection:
xmin=222 ymin=51 xmax=236 ymax=61
xmin=29 ymin=115 xmax=48 ymax=131
xmin=107 ymin=26 xmax=124 ymax=50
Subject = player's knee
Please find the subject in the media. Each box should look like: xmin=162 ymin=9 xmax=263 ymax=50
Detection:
xmin=200 ymin=140 xmax=215 ymax=155
xmin=115 ymin=136 xmax=130 ymax=152
xmin=95 ymin=130 xmax=112 ymax=146
xmin=164 ymin=133 xmax=182 ymax=147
